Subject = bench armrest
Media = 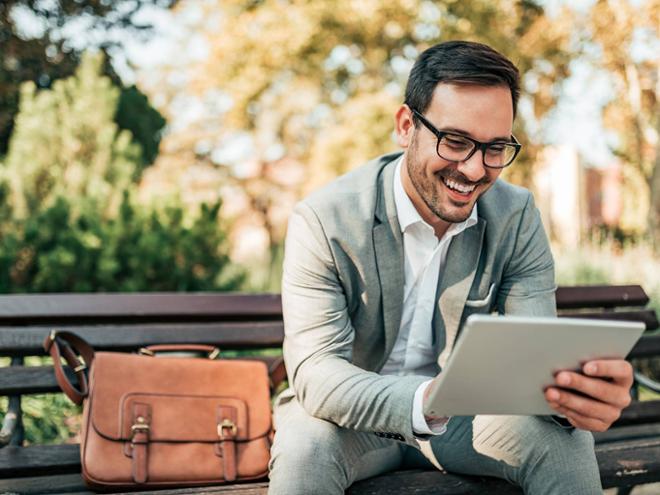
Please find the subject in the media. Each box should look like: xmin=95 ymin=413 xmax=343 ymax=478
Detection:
xmin=634 ymin=371 xmax=660 ymax=394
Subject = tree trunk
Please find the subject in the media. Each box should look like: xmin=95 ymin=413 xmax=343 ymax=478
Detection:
xmin=649 ymin=145 xmax=660 ymax=253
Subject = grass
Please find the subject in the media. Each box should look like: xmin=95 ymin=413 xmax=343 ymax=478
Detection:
xmin=639 ymin=386 xmax=660 ymax=401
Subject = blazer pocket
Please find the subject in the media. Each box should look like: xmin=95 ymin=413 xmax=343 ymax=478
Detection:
xmin=465 ymin=283 xmax=495 ymax=308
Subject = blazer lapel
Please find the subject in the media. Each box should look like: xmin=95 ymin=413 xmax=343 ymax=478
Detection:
xmin=373 ymin=160 xmax=404 ymax=369
xmin=435 ymin=217 xmax=486 ymax=369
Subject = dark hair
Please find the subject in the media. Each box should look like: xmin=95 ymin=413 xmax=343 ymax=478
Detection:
xmin=404 ymin=40 xmax=520 ymax=118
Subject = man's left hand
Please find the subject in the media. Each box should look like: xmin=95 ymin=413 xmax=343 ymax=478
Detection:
xmin=544 ymin=359 xmax=633 ymax=432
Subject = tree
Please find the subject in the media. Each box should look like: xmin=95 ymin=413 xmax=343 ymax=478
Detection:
xmin=116 ymin=86 xmax=167 ymax=174
xmin=588 ymin=0 xmax=660 ymax=249
xmin=0 ymin=51 xmax=243 ymax=293
xmin=139 ymin=0 xmax=577 ymax=283
xmin=138 ymin=0 xmax=572 ymax=286
xmin=198 ymin=0 xmax=574 ymax=178
xmin=3 ymin=52 xmax=139 ymax=218
xmin=0 ymin=0 xmax=174 ymax=157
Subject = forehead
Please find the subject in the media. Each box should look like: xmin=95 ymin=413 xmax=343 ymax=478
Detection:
xmin=425 ymin=83 xmax=514 ymax=141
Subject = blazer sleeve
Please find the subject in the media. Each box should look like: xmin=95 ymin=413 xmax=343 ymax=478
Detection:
xmin=281 ymin=202 xmax=427 ymax=441
xmin=496 ymin=191 xmax=557 ymax=317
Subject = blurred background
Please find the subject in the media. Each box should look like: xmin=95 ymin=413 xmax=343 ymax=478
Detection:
xmin=0 ymin=0 xmax=658 ymax=442
xmin=0 ymin=0 xmax=658 ymax=297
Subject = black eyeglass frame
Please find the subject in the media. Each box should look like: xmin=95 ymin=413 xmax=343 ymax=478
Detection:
xmin=410 ymin=108 xmax=522 ymax=169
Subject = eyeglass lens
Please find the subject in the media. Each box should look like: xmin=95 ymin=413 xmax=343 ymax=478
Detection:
xmin=437 ymin=134 xmax=517 ymax=168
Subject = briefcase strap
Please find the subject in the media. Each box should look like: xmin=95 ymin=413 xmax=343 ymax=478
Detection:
xmin=43 ymin=331 xmax=96 ymax=405
xmin=44 ymin=331 xmax=289 ymax=405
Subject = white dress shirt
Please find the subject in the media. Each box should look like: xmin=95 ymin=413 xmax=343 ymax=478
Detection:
xmin=380 ymin=158 xmax=478 ymax=435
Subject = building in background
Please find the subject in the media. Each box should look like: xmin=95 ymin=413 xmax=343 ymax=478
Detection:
xmin=533 ymin=145 xmax=623 ymax=246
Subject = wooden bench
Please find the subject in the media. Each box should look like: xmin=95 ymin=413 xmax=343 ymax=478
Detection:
xmin=0 ymin=285 xmax=659 ymax=494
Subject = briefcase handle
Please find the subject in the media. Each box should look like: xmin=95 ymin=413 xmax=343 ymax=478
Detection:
xmin=138 ymin=344 xmax=288 ymax=390
xmin=139 ymin=344 xmax=221 ymax=359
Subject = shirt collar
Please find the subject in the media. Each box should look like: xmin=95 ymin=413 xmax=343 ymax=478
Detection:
xmin=393 ymin=157 xmax=478 ymax=237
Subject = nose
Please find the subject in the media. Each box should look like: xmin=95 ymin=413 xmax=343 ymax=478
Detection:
xmin=457 ymin=148 xmax=487 ymax=183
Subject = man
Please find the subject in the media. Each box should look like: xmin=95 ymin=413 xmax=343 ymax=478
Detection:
xmin=269 ymin=41 xmax=633 ymax=494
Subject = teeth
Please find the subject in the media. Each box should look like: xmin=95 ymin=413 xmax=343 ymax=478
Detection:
xmin=443 ymin=178 xmax=476 ymax=194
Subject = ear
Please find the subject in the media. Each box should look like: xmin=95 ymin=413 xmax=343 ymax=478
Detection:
xmin=395 ymin=104 xmax=415 ymax=148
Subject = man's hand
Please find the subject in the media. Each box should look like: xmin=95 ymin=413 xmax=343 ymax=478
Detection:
xmin=544 ymin=359 xmax=633 ymax=432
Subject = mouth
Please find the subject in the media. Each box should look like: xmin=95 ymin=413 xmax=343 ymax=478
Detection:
xmin=440 ymin=176 xmax=479 ymax=203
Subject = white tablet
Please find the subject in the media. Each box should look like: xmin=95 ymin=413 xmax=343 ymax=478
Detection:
xmin=423 ymin=314 xmax=645 ymax=417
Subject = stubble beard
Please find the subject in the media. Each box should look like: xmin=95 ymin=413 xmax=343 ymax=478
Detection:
xmin=406 ymin=133 xmax=488 ymax=224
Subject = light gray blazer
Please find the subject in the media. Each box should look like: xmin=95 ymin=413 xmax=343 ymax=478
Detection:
xmin=279 ymin=152 xmax=556 ymax=444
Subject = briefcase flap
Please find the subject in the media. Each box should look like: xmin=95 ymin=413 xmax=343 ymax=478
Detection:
xmin=89 ymin=352 xmax=272 ymax=442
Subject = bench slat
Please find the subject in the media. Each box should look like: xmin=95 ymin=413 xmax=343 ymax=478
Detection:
xmin=555 ymin=285 xmax=649 ymax=309
xmin=0 ymin=356 xmax=283 ymax=395
xmin=0 ymin=313 xmax=653 ymax=357
xmin=558 ymin=310 xmax=659 ymax=331
xmin=617 ymin=400 xmax=660 ymax=426
xmin=597 ymin=436 xmax=660 ymax=488
xmin=593 ymin=423 xmax=660 ymax=444
xmin=629 ymin=334 xmax=660 ymax=358
xmin=0 ymin=293 xmax=282 ymax=323
xmin=0 ymin=286 xmax=650 ymax=321
xmin=121 ymin=483 xmax=270 ymax=494
xmin=0 ymin=473 xmax=91 ymax=495
xmin=0 ymin=444 xmax=80 ymax=478
xmin=0 ymin=322 xmax=284 ymax=355
xmin=348 ymin=469 xmax=523 ymax=494
xmin=0 ymin=473 xmax=270 ymax=495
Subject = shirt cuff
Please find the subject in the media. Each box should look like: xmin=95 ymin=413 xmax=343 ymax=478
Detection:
xmin=412 ymin=380 xmax=449 ymax=435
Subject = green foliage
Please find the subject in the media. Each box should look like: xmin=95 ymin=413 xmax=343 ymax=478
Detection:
xmin=0 ymin=50 xmax=243 ymax=293
xmin=0 ymin=358 xmax=81 ymax=445
xmin=0 ymin=193 xmax=243 ymax=293
xmin=21 ymin=394 xmax=81 ymax=446
xmin=3 ymin=52 xmax=138 ymax=218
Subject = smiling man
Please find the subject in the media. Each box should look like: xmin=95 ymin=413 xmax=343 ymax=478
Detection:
xmin=269 ymin=41 xmax=633 ymax=494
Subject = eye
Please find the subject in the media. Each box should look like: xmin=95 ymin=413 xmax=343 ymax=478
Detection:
xmin=486 ymin=144 xmax=507 ymax=155
xmin=443 ymin=135 xmax=471 ymax=150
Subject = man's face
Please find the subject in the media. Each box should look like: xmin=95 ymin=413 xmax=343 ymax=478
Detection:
xmin=396 ymin=83 xmax=513 ymax=230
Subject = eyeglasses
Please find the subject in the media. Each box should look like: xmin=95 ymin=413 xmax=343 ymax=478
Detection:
xmin=410 ymin=108 xmax=521 ymax=169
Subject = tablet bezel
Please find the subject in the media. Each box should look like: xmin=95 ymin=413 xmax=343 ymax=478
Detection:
xmin=422 ymin=314 xmax=645 ymax=417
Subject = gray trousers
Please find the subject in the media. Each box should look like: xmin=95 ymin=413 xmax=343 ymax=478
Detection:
xmin=268 ymin=399 xmax=601 ymax=495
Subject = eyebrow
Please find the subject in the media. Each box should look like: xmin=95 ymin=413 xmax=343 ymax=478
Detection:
xmin=440 ymin=127 xmax=512 ymax=143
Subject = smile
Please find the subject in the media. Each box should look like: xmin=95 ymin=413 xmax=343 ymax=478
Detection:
xmin=441 ymin=177 xmax=477 ymax=194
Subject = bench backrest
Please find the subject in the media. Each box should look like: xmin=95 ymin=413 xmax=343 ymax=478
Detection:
xmin=0 ymin=285 xmax=657 ymax=349
xmin=0 ymin=285 xmax=658 ymax=400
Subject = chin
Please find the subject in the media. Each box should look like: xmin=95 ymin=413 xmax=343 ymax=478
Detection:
xmin=434 ymin=203 xmax=474 ymax=224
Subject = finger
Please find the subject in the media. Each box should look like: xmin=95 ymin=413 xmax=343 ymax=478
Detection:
xmin=554 ymin=371 xmax=632 ymax=409
xmin=583 ymin=360 xmax=634 ymax=387
xmin=546 ymin=400 xmax=562 ymax=415
xmin=554 ymin=405 xmax=611 ymax=432
xmin=544 ymin=387 xmax=621 ymax=425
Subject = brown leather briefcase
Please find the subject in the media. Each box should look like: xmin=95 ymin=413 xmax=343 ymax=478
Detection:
xmin=44 ymin=331 xmax=278 ymax=490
